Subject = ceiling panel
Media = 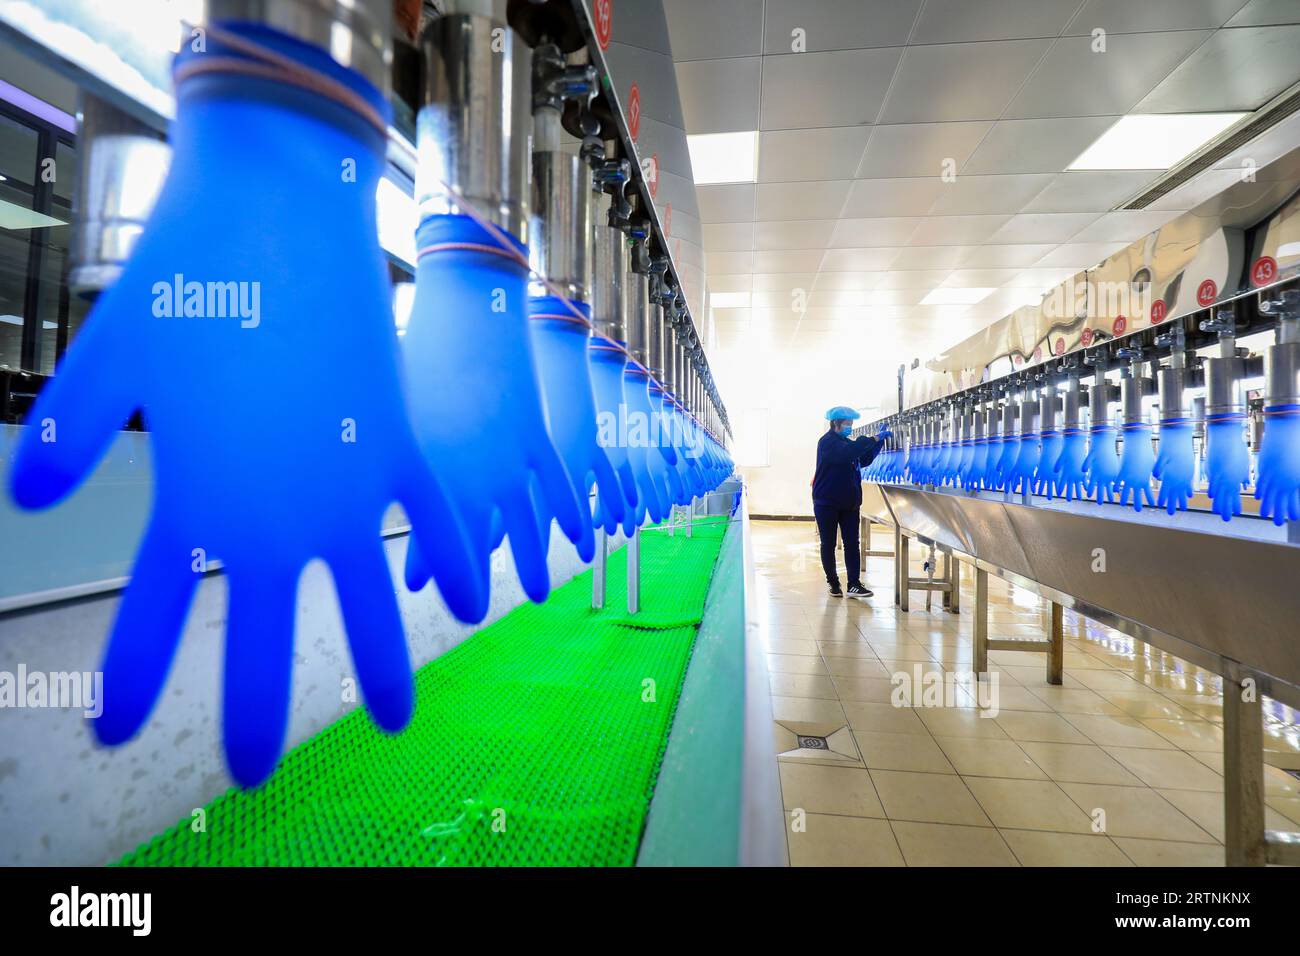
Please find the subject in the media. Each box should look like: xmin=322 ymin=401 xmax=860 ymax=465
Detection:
xmin=662 ymin=0 xmax=764 ymax=61
xmin=958 ymin=243 xmax=1060 ymax=267
xmin=820 ymin=247 xmax=903 ymax=271
xmin=759 ymin=48 xmax=903 ymax=129
xmin=702 ymin=221 xmax=756 ymax=251
xmin=757 ymin=126 xmax=872 ymax=182
xmin=856 ymin=121 xmax=994 ymax=178
xmin=752 ymin=272 xmax=819 ymax=290
xmin=755 ymin=181 xmax=853 ymax=220
xmin=889 ymin=245 xmax=970 ymax=270
xmin=704 ymin=250 xmax=754 ymax=274
xmin=811 ymin=272 xmax=887 ymax=290
xmin=907 ymin=214 xmax=1015 ymax=246
xmin=1033 ymin=241 xmax=1131 ymax=267
xmin=1065 ymin=0 xmax=1249 ymax=33
xmin=843 ymin=178 xmax=948 ymax=217
xmin=911 ymin=0 xmax=1082 ymax=42
xmin=675 ymin=57 xmax=762 ymax=133
xmin=927 ymin=173 xmax=1057 ymax=215
xmin=705 ymin=274 xmax=754 ymax=294
xmin=829 ymin=217 xmax=923 ymax=247
xmin=752 ymin=249 xmax=827 ymax=273
xmin=1226 ymin=0 xmax=1300 ymax=27
xmin=1133 ymin=24 xmax=1300 ymax=113
xmin=878 ymin=39 xmax=1053 ymax=124
xmin=1065 ymin=209 xmax=1184 ymax=243
xmin=986 ymin=212 xmax=1104 ymax=243
xmin=696 ymin=183 xmax=756 ymax=223
xmin=962 ymin=116 xmax=1119 ymax=174
xmin=875 ymin=270 xmax=956 ymax=289
xmin=1020 ymin=170 xmax=1160 ymax=213
xmin=761 ymin=0 xmax=923 ymax=53
xmin=1003 ymin=31 xmax=1212 ymax=118
xmin=754 ymin=219 xmax=837 ymax=249
xmin=943 ymin=268 xmax=1026 ymax=287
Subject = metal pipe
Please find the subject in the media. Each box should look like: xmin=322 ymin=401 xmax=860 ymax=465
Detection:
xmin=529 ymin=108 xmax=591 ymax=302
xmin=591 ymin=168 xmax=629 ymax=342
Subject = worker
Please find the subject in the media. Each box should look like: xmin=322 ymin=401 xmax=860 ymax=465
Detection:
xmin=813 ymin=407 xmax=890 ymax=598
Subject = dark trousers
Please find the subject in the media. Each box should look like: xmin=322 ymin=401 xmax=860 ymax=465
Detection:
xmin=813 ymin=504 xmax=861 ymax=587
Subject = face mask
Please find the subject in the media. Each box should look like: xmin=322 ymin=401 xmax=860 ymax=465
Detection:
xmin=840 ymin=425 xmax=853 ymax=436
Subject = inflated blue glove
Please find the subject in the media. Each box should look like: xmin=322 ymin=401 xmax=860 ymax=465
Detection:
xmin=905 ymin=442 xmax=924 ymax=483
xmin=1052 ymin=427 xmax=1088 ymax=501
xmin=8 ymin=24 xmax=485 ymax=787
xmin=403 ymin=214 xmax=586 ymax=606
xmin=527 ymin=297 xmax=624 ymax=559
xmin=588 ymin=336 xmax=639 ymax=534
xmin=652 ymin=386 xmax=688 ymax=507
xmin=980 ymin=434 xmax=1003 ymax=489
xmin=623 ymin=365 xmax=670 ymax=532
xmin=1205 ymin=413 xmax=1250 ymax=521
xmin=935 ymin=440 xmax=958 ymax=485
xmin=960 ymin=437 xmax=989 ymax=491
xmin=1033 ymin=429 xmax=1064 ymax=497
xmin=1115 ymin=423 xmax=1156 ymax=511
xmin=1083 ymin=425 xmax=1121 ymax=503
xmin=992 ymin=434 xmax=1020 ymax=491
xmin=1152 ymin=418 xmax=1195 ymax=515
xmin=951 ymin=439 xmax=974 ymax=488
xmin=1255 ymin=406 xmax=1300 ymax=525
xmin=1006 ymin=433 xmax=1041 ymax=495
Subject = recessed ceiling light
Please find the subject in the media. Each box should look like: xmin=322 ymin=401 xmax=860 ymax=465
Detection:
xmin=920 ymin=287 xmax=995 ymax=306
xmin=1068 ymin=113 xmax=1247 ymax=171
xmin=688 ymin=131 xmax=759 ymax=185
xmin=710 ymin=291 xmax=751 ymax=308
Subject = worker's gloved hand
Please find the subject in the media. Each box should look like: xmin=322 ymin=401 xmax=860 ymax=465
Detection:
xmin=992 ymin=433 xmax=1020 ymax=491
xmin=877 ymin=428 xmax=893 ymax=443
xmin=527 ymin=298 xmax=622 ymax=560
xmin=1254 ymin=406 xmax=1300 ymax=525
xmin=1153 ymin=418 xmax=1195 ymax=515
xmin=1033 ymin=429 xmax=1064 ymax=497
xmin=623 ymin=366 xmax=670 ymax=532
xmin=1007 ymin=434 xmax=1041 ymax=495
xmin=588 ymin=337 xmax=639 ymax=534
xmin=1115 ymin=423 xmax=1156 ymax=511
xmin=403 ymin=215 xmax=586 ymax=605
xmin=1083 ymin=424 xmax=1120 ymax=503
xmin=1052 ymin=427 xmax=1088 ymax=501
xmin=7 ymin=25 xmax=486 ymax=787
xmin=1205 ymin=414 xmax=1250 ymax=521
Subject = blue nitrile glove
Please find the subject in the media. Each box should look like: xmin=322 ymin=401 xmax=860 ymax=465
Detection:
xmin=651 ymin=386 xmax=687 ymax=506
xmin=1153 ymin=417 xmax=1195 ymax=515
xmin=952 ymin=439 xmax=974 ymax=488
xmin=877 ymin=428 xmax=893 ymax=443
xmin=980 ymin=434 xmax=1002 ymax=489
xmin=403 ymin=214 xmax=586 ymax=606
xmin=904 ymin=442 xmax=922 ymax=483
xmin=7 ymin=24 xmax=485 ymax=787
xmin=1007 ymin=433 xmax=1041 ymax=495
xmin=588 ymin=336 xmax=640 ymax=534
xmin=1033 ymin=429 xmax=1064 ymax=497
xmin=1052 ymin=427 xmax=1088 ymax=501
xmin=527 ymin=297 xmax=624 ymax=559
xmin=1255 ymin=405 xmax=1300 ymax=525
xmin=1083 ymin=424 xmax=1120 ymax=503
xmin=1205 ymin=413 xmax=1250 ymax=521
xmin=680 ymin=409 xmax=709 ymax=499
xmin=623 ymin=364 xmax=670 ymax=532
xmin=1115 ymin=422 xmax=1156 ymax=511
xmin=961 ymin=437 xmax=989 ymax=491
xmin=992 ymin=433 xmax=1020 ymax=491
xmin=934 ymin=440 xmax=957 ymax=485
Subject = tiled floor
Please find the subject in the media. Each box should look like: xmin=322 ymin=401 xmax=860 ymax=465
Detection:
xmin=752 ymin=519 xmax=1300 ymax=867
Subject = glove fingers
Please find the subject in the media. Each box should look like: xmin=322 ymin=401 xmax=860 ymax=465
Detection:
xmin=590 ymin=448 xmax=624 ymax=528
xmin=532 ymin=440 xmax=589 ymax=551
xmin=223 ymin=565 xmax=298 ymax=787
xmin=93 ymin=518 xmax=200 ymax=747
xmin=617 ymin=460 xmax=639 ymax=512
xmin=333 ymin=542 xmax=413 ymax=734
xmin=10 ymin=322 xmax=135 ymax=510
xmin=503 ymin=494 xmax=553 ymax=603
xmin=398 ymin=467 xmax=489 ymax=624
xmin=403 ymin=534 xmax=432 ymax=593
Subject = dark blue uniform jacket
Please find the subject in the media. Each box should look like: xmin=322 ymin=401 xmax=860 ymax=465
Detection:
xmin=812 ymin=431 xmax=883 ymax=508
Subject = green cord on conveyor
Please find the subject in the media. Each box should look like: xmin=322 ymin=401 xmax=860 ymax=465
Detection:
xmin=117 ymin=516 xmax=729 ymax=867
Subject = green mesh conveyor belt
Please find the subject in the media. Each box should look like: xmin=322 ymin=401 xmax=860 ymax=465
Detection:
xmin=117 ymin=517 xmax=729 ymax=867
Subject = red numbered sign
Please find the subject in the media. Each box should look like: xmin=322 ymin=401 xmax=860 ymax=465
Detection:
xmin=1081 ymin=328 xmax=1094 ymax=347
xmin=1149 ymin=299 xmax=1166 ymax=324
xmin=1113 ymin=316 xmax=1127 ymax=336
xmin=1196 ymin=279 xmax=1217 ymax=307
xmin=1252 ymin=256 xmax=1278 ymax=288
xmin=1054 ymin=338 xmax=1065 ymax=356
xmin=627 ymin=82 xmax=641 ymax=141
xmin=1033 ymin=346 xmax=1043 ymax=362
xmin=663 ymin=202 xmax=672 ymax=236
xmin=593 ymin=0 xmax=612 ymax=50
xmin=644 ymin=153 xmax=659 ymax=199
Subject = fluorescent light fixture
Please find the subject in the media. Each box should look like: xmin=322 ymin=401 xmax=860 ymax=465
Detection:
xmin=710 ymin=291 xmax=751 ymax=308
xmin=920 ymin=287 xmax=995 ymax=306
xmin=0 ymin=198 xmax=68 ymax=230
xmin=1068 ymin=113 xmax=1247 ymax=170
xmin=375 ymin=176 xmax=417 ymax=266
xmin=687 ymin=131 xmax=759 ymax=185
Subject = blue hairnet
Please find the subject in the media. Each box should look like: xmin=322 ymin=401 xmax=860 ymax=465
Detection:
xmin=825 ymin=406 xmax=860 ymax=421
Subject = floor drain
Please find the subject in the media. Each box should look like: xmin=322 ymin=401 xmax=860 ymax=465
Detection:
xmin=796 ymin=734 xmax=829 ymax=751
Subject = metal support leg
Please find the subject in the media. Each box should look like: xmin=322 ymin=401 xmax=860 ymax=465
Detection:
xmin=974 ymin=566 xmax=988 ymax=677
xmin=940 ymin=553 xmax=952 ymax=610
xmin=898 ymin=533 xmax=910 ymax=612
xmin=687 ymin=497 xmax=694 ymax=538
xmin=948 ymin=556 xmax=961 ymax=614
xmin=1224 ymin=666 xmax=1267 ymax=866
xmin=1047 ymin=601 xmax=1063 ymax=685
xmin=592 ymin=526 xmax=607 ymax=609
xmin=626 ymin=525 xmax=640 ymax=614
xmin=893 ymin=526 xmax=902 ymax=606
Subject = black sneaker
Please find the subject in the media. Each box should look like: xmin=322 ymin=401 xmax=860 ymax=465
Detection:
xmin=828 ymin=583 xmax=843 ymax=597
xmin=846 ymin=583 xmax=872 ymax=599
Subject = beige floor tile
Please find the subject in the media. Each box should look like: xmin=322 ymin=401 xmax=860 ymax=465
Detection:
xmin=978 ymin=685 xmax=1054 ymax=713
xmin=965 ymin=777 xmax=1095 ymax=833
xmin=1062 ymin=713 xmax=1178 ymax=750
xmin=994 ymin=710 xmax=1092 ymax=744
xmin=1267 ymin=795 xmax=1300 ymax=826
xmin=1103 ymin=747 xmax=1223 ymax=792
xmin=870 ymin=644 xmax=938 ymax=662
xmin=842 ymin=701 xmax=928 ymax=735
xmin=762 ymin=638 xmax=821 ymax=656
xmin=1071 ymin=669 xmax=1147 ymax=693
xmin=822 ymin=656 xmax=892 ymax=679
xmin=1139 ymin=718 xmax=1224 ymax=752
xmin=1112 ymin=837 xmax=1225 ymax=866
xmin=832 ymin=677 xmax=900 ymax=703
xmin=779 ymin=762 xmax=885 ymax=818
xmin=934 ymin=737 xmax=1047 ymax=779
xmin=787 ymin=814 xmax=905 ymax=867
xmin=853 ymin=731 xmax=956 ymax=774
xmin=916 ymin=706 xmax=1010 ymax=740
xmin=1023 ymin=685 xmax=1124 ymax=715
xmin=767 ymin=653 xmax=829 ymax=676
xmin=1018 ymin=742 xmax=1143 ymax=786
xmin=890 ymin=821 xmax=1019 ymax=866
xmin=769 ymin=673 xmax=839 ymax=700
xmin=877 ymin=659 xmax=947 ymax=679
xmin=1156 ymin=788 xmax=1295 ymax=843
xmin=1103 ymin=692 xmax=1204 ymax=721
xmin=817 ymin=641 xmax=881 ymax=659
xmin=1000 ymin=830 xmax=1133 ymax=866
xmin=1060 ymin=783 xmax=1216 ymax=844
xmin=871 ymin=769 xmax=992 ymax=827
xmin=770 ymin=696 xmax=846 ymax=724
